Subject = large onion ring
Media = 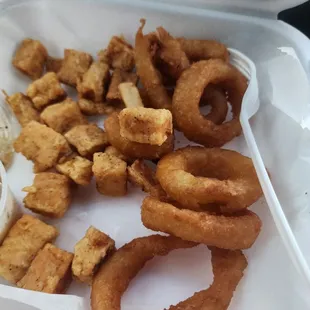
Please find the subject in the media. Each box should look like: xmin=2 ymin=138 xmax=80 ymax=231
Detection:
xmin=104 ymin=112 xmax=174 ymax=160
xmin=172 ymin=59 xmax=247 ymax=147
xmin=91 ymin=235 xmax=196 ymax=310
xmin=156 ymin=146 xmax=263 ymax=212
xmin=142 ymin=196 xmax=262 ymax=250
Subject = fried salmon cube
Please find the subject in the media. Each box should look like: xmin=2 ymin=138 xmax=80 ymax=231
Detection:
xmin=56 ymin=154 xmax=93 ymax=186
xmin=92 ymin=152 xmax=127 ymax=196
xmin=12 ymin=38 xmax=48 ymax=80
xmin=72 ymin=226 xmax=115 ymax=284
xmin=0 ymin=215 xmax=58 ymax=283
xmin=40 ymin=98 xmax=87 ymax=134
xmin=78 ymin=99 xmax=119 ymax=116
xmin=17 ymin=243 xmax=73 ymax=294
xmin=98 ymin=36 xmax=135 ymax=71
xmin=23 ymin=172 xmax=72 ymax=218
xmin=14 ymin=121 xmax=71 ymax=172
xmin=65 ymin=124 xmax=108 ymax=157
xmin=118 ymin=82 xmax=144 ymax=108
xmin=46 ymin=56 xmax=63 ymax=73
xmin=77 ymin=62 xmax=110 ymax=103
xmin=104 ymin=145 xmax=133 ymax=163
xmin=57 ymin=49 xmax=93 ymax=87
xmin=106 ymin=69 xmax=138 ymax=102
xmin=3 ymin=91 xmax=40 ymax=127
xmin=26 ymin=72 xmax=66 ymax=110
xmin=119 ymin=107 xmax=172 ymax=145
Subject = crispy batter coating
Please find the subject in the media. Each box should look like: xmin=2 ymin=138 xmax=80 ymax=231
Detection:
xmin=135 ymin=20 xmax=171 ymax=110
xmin=23 ymin=172 xmax=72 ymax=218
xmin=107 ymin=69 xmax=138 ymax=102
xmin=40 ymin=98 xmax=87 ymax=134
xmin=78 ymin=99 xmax=121 ymax=116
xmin=128 ymin=159 xmax=167 ymax=199
xmin=56 ymin=154 xmax=93 ymax=186
xmin=119 ymin=107 xmax=172 ymax=145
xmin=141 ymin=196 xmax=262 ymax=250
xmin=98 ymin=36 xmax=135 ymax=71
xmin=0 ymin=215 xmax=58 ymax=283
xmin=46 ymin=56 xmax=63 ymax=73
xmin=65 ymin=124 xmax=109 ymax=157
xmin=17 ymin=243 xmax=73 ymax=294
xmin=92 ymin=152 xmax=127 ymax=196
xmin=26 ymin=72 xmax=66 ymax=110
xmin=12 ymin=38 xmax=48 ymax=80
xmin=91 ymin=235 xmax=197 ymax=310
xmin=58 ymin=49 xmax=93 ymax=87
xmin=156 ymin=147 xmax=263 ymax=212
xmin=105 ymin=112 xmax=174 ymax=160
xmin=167 ymin=247 xmax=247 ymax=309
xmin=3 ymin=91 xmax=40 ymax=127
xmin=105 ymin=145 xmax=134 ymax=163
xmin=77 ymin=62 xmax=110 ymax=103
xmin=72 ymin=226 xmax=115 ymax=284
xmin=172 ymin=60 xmax=247 ymax=147
xmin=177 ymin=38 xmax=229 ymax=62
xmin=14 ymin=121 xmax=71 ymax=172
xmin=118 ymin=82 xmax=143 ymax=108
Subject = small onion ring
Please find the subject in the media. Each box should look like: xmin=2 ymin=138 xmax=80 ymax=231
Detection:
xmin=142 ymin=196 xmax=262 ymax=250
xmin=172 ymin=59 xmax=248 ymax=147
xmin=104 ymin=112 xmax=174 ymax=160
xmin=156 ymin=146 xmax=263 ymax=212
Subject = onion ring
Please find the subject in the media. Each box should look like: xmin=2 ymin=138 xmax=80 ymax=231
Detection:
xmin=104 ymin=112 xmax=174 ymax=160
xmin=91 ymin=235 xmax=197 ymax=310
xmin=172 ymin=59 xmax=247 ymax=147
xmin=167 ymin=247 xmax=247 ymax=309
xmin=177 ymin=38 xmax=229 ymax=62
xmin=135 ymin=19 xmax=172 ymax=110
xmin=156 ymin=146 xmax=263 ymax=212
xmin=141 ymin=196 xmax=262 ymax=250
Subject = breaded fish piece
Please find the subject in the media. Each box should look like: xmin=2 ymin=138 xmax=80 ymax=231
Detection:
xmin=72 ymin=226 xmax=115 ymax=284
xmin=0 ymin=215 xmax=58 ymax=283
xmin=17 ymin=243 xmax=73 ymax=294
xmin=13 ymin=121 xmax=71 ymax=172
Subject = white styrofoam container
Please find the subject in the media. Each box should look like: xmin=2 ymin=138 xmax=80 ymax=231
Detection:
xmin=1 ymin=0 xmax=310 ymax=309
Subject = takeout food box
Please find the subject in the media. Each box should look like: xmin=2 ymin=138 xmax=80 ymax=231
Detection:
xmin=1 ymin=0 xmax=310 ymax=309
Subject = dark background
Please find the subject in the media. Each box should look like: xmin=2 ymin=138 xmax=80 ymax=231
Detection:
xmin=279 ymin=1 xmax=310 ymax=38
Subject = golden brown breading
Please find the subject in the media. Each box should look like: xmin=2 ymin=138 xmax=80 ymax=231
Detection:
xmin=98 ymin=36 xmax=135 ymax=71
xmin=107 ymin=69 xmax=138 ymax=102
xmin=65 ymin=124 xmax=109 ymax=157
xmin=26 ymin=72 xmax=66 ymax=110
xmin=118 ymin=82 xmax=144 ymax=108
xmin=78 ymin=99 xmax=121 ymax=116
xmin=14 ymin=121 xmax=71 ymax=172
xmin=119 ymin=107 xmax=172 ymax=145
xmin=72 ymin=226 xmax=115 ymax=284
xmin=77 ymin=62 xmax=110 ymax=103
xmin=57 ymin=49 xmax=93 ymax=87
xmin=12 ymin=38 xmax=48 ymax=80
xmin=40 ymin=98 xmax=87 ymax=134
xmin=17 ymin=243 xmax=73 ymax=294
xmin=23 ymin=172 xmax=72 ymax=218
xmin=0 ymin=215 xmax=58 ymax=283
xmin=92 ymin=152 xmax=127 ymax=196
xmin=104 ymin=146 xmax=134 ymax=163
xmin=56 ymin=154 xmax=93 ymax=186
xmin=46 ymin=56 xmax=63 ymax=73
xmin=3 ymin=91 xmax=40 ymax=127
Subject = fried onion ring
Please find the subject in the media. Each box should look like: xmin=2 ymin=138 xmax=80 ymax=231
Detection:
xmin=104 ymin=112 xmax=174 ymax=160
xmin=156 ymin=147 xmax=263 ymax=212
xmin=177 ymin=38 xmax=229 ymax=62
xmin=135 ymin=19 xmax=172 ymax=110
xmin=172 ymin=59 xmax=247 ymax=147
xmin=142 ymin=196 xmax=262 ymax=250
xmin=91 ymin=235 xmax=197 ymax=310
xmin=167 ymin=247 xmax=247 ymax=309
